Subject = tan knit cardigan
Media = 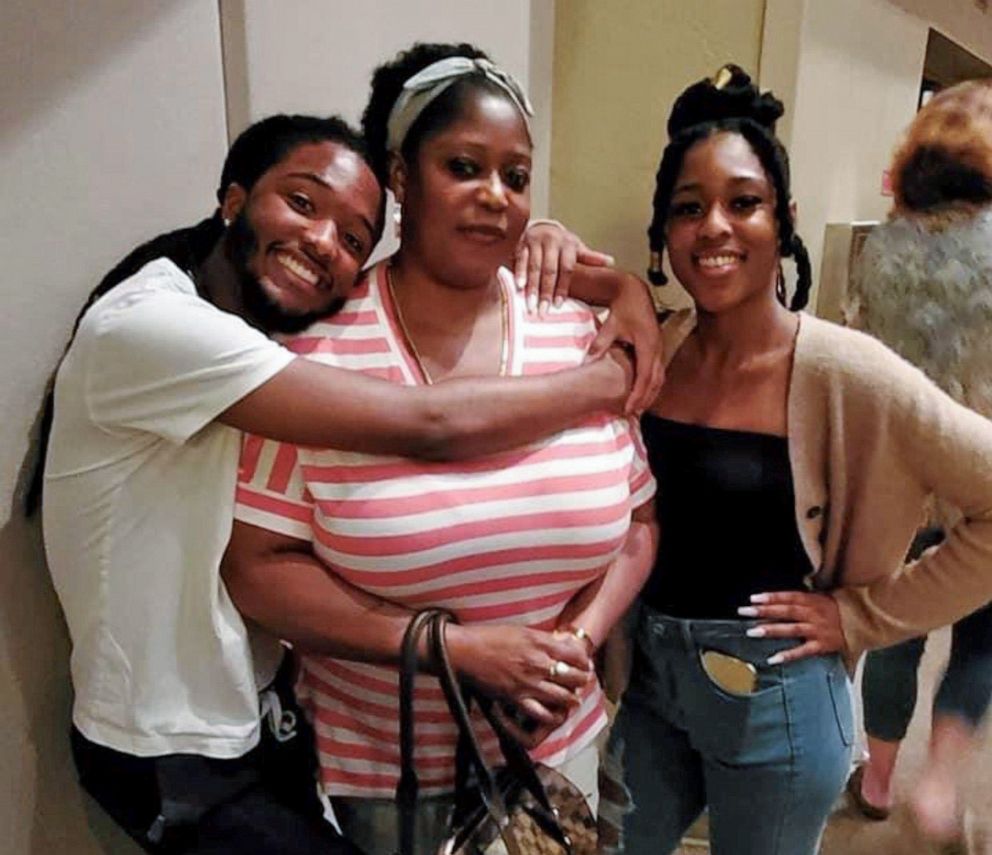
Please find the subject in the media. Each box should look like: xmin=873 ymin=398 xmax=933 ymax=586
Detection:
xmin=661 ymin=309 xmax=992 ymax=663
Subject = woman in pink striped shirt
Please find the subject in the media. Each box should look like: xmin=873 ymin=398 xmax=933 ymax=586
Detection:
xmin=224 ymin=42 xmax=658 ymax=853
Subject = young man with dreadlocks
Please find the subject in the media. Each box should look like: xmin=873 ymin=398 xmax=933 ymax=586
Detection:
xmin=34 ymin=113 xmax=660 ymax=853
xmin=596 ymin=66 xmax=992 ymax=855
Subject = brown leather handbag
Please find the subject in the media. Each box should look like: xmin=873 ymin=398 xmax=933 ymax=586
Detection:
xmin=396 ymin=610 xmax=597 ymax=855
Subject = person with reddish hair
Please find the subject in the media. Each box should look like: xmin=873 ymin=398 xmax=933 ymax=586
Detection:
xmin=844 ymin=78 xmax=992 ymax=847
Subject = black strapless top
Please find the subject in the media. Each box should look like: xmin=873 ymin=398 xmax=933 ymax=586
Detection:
xmin=640 ymin=414 xmax=813 ymax=619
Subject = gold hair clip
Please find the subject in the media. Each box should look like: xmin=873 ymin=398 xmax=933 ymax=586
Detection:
xmin=712 ymin=65 xmax=734 ymax=90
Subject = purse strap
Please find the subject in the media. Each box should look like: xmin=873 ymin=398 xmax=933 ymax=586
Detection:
xmin=428 ymin=613 xmax=507 ymax=820
xmin=397 ymin=609 xmax=573 ymax=854
xmin=397 ymin=609 xmax=507 ymax=855
xmin=428 ymin=615 xmax=572 ymax=852
xmin=397 ymin=610 xmax=437 ymax=854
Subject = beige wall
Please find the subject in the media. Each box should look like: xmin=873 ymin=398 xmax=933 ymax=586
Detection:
xmin=1 ymin=2 xmax=227 ymax=852
xmin=549 ymin=0 xmax=765 ymax=305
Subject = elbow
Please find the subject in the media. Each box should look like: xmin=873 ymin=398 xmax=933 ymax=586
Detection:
xmin=405 ymin=404 xmax=474 ymax=461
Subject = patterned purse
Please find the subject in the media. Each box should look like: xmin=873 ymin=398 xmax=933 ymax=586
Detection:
xmin=396 ymin=610 xmax=597 ymax=855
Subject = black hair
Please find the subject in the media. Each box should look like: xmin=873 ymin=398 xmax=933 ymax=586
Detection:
xmin=25 ymin=114 xmax=379 ymax=516
xmin=361 ymin=42 xmax=519 ymax=184
xmin=647 ymin=65 xmax=812 ymax=312
xmin=897 ymin=146 xmax=992 ymax=211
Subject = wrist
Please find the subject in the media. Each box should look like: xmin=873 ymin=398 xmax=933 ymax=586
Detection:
xmin=615 ymin=272 xmax=651 ymax=305
xmin=583 ymin=358 xmax=627 ymax=413
xmin=443 ymin=622 xmax=475 ymax=679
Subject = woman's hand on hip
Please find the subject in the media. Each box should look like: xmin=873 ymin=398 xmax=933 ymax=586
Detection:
xmin=513 ymin=221 xmax=614 ymax=315
xmin=445 ymin=623 xmax=593 ymax=724
xmin=738 ymin=591 xmax=846 ymax=664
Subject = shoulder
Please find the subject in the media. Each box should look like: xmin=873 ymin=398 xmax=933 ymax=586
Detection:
xmin=547 ymin=295 xmax=599 ymax=324
xmin=276 ymin=264 xmax=385 ymax=355
xmin=797 ymin=312 xmax=911 ymax=374
xmin=77 ymin=258 xmax=279 ymax=366
xmin=794 ymin=313 xmax=941 ymax=412
xmin=856 ymin=211 xmax=992 ymax=297
xmin=87 ymin=258 xmax=196 ymax=315
xmin=77 ymin=258 xmax=204 ymax=337
xmin=519 ymin=292 xmax=599 ymax=335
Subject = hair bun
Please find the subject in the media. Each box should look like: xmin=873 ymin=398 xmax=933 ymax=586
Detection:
xmin=667 ymin=64 xmax=784 ymax=137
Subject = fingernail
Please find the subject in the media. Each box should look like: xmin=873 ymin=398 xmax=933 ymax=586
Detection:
xmin=746 ymin=627 xmax=766 ymax=638
xmin=767 ymin=653 xmax=785 ymax=666
xmin=737 ymin=606 xmax=759 ymax=617
xmin=516 ymin=275 xmax=525 ymax=290
xmin=605 ymin=255 xmax=615 ymax=266
xmin=555 ymin=296 xmax=564 ymax=307
xmin=750 ymin=593 xmax=771 ymax=604
xmin=527 ymin=293 xmax=537 ymax=314
xmin=539 ymin=300 xmax=549 ymax=317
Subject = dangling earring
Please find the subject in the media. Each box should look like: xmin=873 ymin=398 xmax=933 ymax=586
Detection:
xmin=775 ymin=263 xmax=787 ymax=306
xmin=392 ymin=204 xmax=402 ymax=239
xmin=222 ymin=217 xmax=231 ymax=228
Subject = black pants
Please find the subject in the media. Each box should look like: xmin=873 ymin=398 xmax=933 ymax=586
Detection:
xmin=71 ymin=661 xmax=363 ymax=854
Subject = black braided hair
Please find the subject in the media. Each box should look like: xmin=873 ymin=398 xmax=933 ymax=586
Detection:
xmin=25 ymin=114 xmax=379 ymax=516
xmin=361 ymin=42 xmax=523 ymax=184
xmin=647 ymin=65 xmax=811 ymax=312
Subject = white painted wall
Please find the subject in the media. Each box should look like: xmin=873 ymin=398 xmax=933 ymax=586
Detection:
xmin=0 ymin=2 xmax=227 ymax=852
xmin=890 ymin=0 xmax=992 ymax=64
xmin=761 ymin=0 xmax=992 ymax=310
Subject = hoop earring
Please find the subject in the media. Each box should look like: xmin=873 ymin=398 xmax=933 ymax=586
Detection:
xmin=392 ymin=204 xmax=402 ymax=239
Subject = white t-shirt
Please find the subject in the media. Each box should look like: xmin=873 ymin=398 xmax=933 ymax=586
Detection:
xmin=43 ymin=258 xmax=294 ymax=758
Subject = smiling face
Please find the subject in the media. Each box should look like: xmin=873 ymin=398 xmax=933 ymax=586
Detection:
xmin=222 ymin=140 xmax=382 ymax=330
xmin=665 ymin=131 xmax=782 ymax=316
xmin=392 ymin=88 xmax=532 ymax=288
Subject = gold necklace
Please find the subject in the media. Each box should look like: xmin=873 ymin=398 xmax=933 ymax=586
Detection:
xmin=386 ymin=265 xmax=509 ymax=385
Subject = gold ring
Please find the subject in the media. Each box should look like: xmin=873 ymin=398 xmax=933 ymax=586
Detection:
xmin=549 ymin=660 xmax=570 ymax=679
xmin=571 ymin=626 xmax=592 ymax=646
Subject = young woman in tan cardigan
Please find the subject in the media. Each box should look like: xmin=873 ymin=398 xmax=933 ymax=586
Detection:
xmin=601 ymin=66 xmax=992 ymax=855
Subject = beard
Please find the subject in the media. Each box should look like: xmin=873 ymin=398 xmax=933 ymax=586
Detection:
xmin=223 ymin=210 xmax=344 ymax=334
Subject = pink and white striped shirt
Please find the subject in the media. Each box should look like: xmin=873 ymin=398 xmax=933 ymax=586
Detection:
xmin=235 ymin=261 xmax=655 ymax=797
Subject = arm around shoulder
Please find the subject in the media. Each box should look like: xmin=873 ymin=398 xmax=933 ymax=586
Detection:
xmin=220 ymin=347 xmax=631 ymax=459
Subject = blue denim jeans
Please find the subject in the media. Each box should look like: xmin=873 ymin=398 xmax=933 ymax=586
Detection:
xmin=608 ymin=607 xmax=853 ymax=855
xmin=863 ymin=600 xmax=992 ymax=741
